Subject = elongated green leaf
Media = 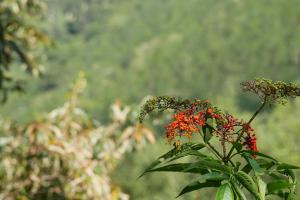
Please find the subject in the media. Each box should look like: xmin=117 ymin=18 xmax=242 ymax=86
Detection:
xmin=287 ymin=193 xmax=299 ymax=200
xmin=279 ymin=169 xmax=296 ymax=182
xmin=232 ymin=142 xmax=243 ymax=152
xmin=167 ymin=150 xmax=207 ymax=163
xmin=184 ymin=159 xmax=231 ymax=174
xmin=177 ymin=180 xmax=221 ymax=197
xmin=241 ymin=150 xmax=277 ymax=161
xmin=267 ymin=171 xmax=290 ymax=180
xmin=277 ymin=163 xmax=300 ymax=170
xmin=230 ymin=181 xmax=247 ymax=200
xmin=243 ymin=156 xmax=263 ymax=175
xmin=202 ymin=124 xmax=213 ymax=143
xmin=146 ymin=163 xmax=209 ymax=174
xmin=160 ymin=142 xmax=206 ymax=160
xmin=257 ymin=176 xmax=266 ymax=200
xmin=216 ymin=183 xmax=234 ymax=200
xmin=192 ymin=172 xmax=229 ymax=184
xmin=235 ymin=171 xmax=260 ymax=200
xmin=267 ymin=180 xmax=295 ymax=194
xmin=241 ymin=163 xmax=252 ymax=174
xmin=256 ymin=159 xmax=277 ymax=170
xmin=139 ymin=143 xmax=206 ymax=177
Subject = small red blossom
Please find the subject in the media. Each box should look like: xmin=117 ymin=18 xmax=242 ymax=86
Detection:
xmin=206 ymin=108 xmax=221 ymax=119
xmin=242 ymin=123 xmax=254 ymax=133
xmin=243 ymin=134 xmax=258 ymax=157
xmin=207 ymin=108 xmax=213 ymax=115
xmin=215 ymin=114 xmax=239 ymax=135
xmin=193 ymin=111 xmax=206 ymax=126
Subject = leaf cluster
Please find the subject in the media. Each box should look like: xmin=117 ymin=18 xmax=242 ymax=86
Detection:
xmin=0 ymin=0 xmax=50 ymax=102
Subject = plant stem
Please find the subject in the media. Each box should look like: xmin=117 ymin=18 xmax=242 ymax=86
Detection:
xmin=206 ymin=141 xmax=223 ymax=160
xmin=206 ymin=141 xmax=235 ymax=166
xmin=225 ymin=100 xmax=266 ymax=162
xmin=222 ymin=141 xmax=226 ymax=159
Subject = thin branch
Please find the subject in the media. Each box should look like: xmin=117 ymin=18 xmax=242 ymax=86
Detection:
xmin=206 ymin=141 xmax=223 ymax=160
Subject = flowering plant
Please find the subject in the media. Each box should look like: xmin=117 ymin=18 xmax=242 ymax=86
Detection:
xmin=139 ymin=78 xmax=300 ymax=200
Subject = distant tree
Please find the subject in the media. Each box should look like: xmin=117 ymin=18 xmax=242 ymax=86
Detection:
xmin=0 ymin=0 xmax=50 ymax=102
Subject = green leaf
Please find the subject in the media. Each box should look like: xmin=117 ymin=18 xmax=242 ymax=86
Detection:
xmin=287 ymin=193 xmax=299 ymax=200
xmin=146 ymin=163 xmax=209 ymax=174
xmin=184 ymin=159 xmax=231 ymax=174
xmin=139 ymin=143 xmax=206 ymax=177
xmin=267 ymin=171 xmax=290 ymax=180
xmin=195 ymin=172 xmax=229 ymax=182
xmin=279 ymin=169 xmax=296 ymax=182
xmin=167 ymin=149 xmax=207 ymax=163
xmin=202 ymin=121 xmax=214 ymax=143
xmin=230 ymin=181 xmax=247 ymax=200
xmin=241 ymin=163 xmax=252 ymax=174
xmin=235 ymin=171 xmax=260 ymax=200
xmin=232 ymin=142 xmax=243 ymax=152
xmin=216 ymin=183 xmax=234 ymax=200
xmin=257 ymin=176 xmax=266 ymax=200
xmin=177 ymin=180 xmax=221 ymax=197
xmin=243 ymin=156 xmax=263 ymax=175
xmin=267 ymin=180 xmax=295 ymax=194
xmin=256 ymin=159 xmax=277 ymax=170
xmin=240 ymin=150 xmax=277 ymax=161
xmin=277 ymin=163 xmax=300 ymax=170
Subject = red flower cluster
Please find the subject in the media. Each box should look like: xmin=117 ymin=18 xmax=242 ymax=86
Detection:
xmin=165 ymin=107 xmax=215 ymax=143
xmin=207 ymin=108 xmax=221 ymax=119
xmin=242 ymin=123 xmax=258 ymax=154
xmin=212 ymin=113 xmax=240 ymax=143
xmin=165 ymin=107 xmax=259 ymax=155
xmin=165 ymin=110 xmax=199 ymax=143
xmin=243 ymin=135 xmax=258 ymax=152
xmin=242 ymin=123 xmax=254 ymax=133
xmin=219 ymin=114 xmax=238 ymax=132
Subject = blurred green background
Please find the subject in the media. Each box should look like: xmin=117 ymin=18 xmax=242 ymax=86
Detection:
xmin=1 ymin=0 xmax=300 ymax=199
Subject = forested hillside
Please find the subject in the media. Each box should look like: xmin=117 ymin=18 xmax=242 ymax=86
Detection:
xmin=1 ymin=0 xmax=300 ymax=122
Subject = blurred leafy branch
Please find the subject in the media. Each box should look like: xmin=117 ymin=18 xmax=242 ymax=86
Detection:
xmin=0 ymin=0 xmax=51 ymax=102
xmin=139 ymin=78 xmax=300 ymax=200
xmin=0 ymin=73 xmax=155 ymax=200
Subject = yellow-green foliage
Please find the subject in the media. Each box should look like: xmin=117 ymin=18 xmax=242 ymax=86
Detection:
xmin=0 ymin=0 xmax=50 ymax=100
xmin=0 ymin=74 xmax=155 ymax=200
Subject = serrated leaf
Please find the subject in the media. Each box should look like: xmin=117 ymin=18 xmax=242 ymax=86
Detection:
xmin=216 ymin=183 xmax=234 ymax=200
xmin=177 ymin=180 xmax=221 ymax=197
xmin=267 ymin=171 xmax=290 ymax=180
xmin=279 ymin=169 xmax=296 ymax=182
xmin=235 ymin=171 xmax=261 ymax=200
xmin=257 ymin=176 xmax=266 ymax=200
xmin=267 ymin=180 xmax=295 ymax=194
xmin=230 ymin=181 xmax=247 ymax=200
